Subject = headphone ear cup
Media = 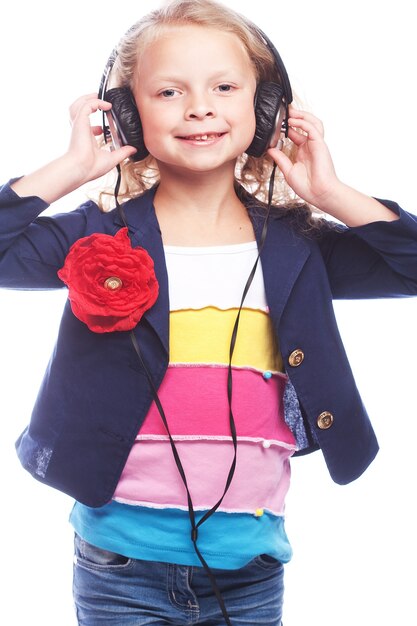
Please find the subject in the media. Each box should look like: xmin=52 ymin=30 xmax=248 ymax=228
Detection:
xmin=246 ymin=82 xmax=284 ymax=158
xmin=104 ymin=87 xmax=149 ymax=161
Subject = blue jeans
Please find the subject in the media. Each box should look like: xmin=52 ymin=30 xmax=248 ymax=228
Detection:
xmin=73 ymin=534 xmax=284 ymax=625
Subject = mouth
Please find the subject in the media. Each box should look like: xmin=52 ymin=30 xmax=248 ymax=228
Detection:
xmin=176 ymin=132 xmax=226 ymax=142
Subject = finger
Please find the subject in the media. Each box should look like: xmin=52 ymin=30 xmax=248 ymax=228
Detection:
xmin=267 ymin=147 xmax=293 ymax=178
xmin=69 ymin=96 xmax=112 ymax=125
xmin=287 ymin=116 xmax=323 ymax=143
xmin=91 ymin=125 xmax=104 ymax=137
xmin=288 ymin=106 xmax=324 ymax=136
xmin=70 ymin=93 xmax=99 ymax=108
xmin=108 ymin=145 xmax=138 ymax=165
xmin=287 ymin=126 xmax=308 ymax=147
xmin=69 ymin=93 xmax=99 ymax=119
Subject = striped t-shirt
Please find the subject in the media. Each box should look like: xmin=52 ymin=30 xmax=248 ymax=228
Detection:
xmin=70 ymin=241 xmax=296 ymax=569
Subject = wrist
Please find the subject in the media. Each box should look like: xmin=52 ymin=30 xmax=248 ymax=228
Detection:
xmin=11 ymin=154 xmax=88 ymax=204
xmin=314 ymin=182 xmax=399 ymax=226
xmin=312 ymin=180 xmax=349 ymax=216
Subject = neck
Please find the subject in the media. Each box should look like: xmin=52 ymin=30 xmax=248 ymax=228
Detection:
xmin=153 ymin=164 xmax=255 ymax=246
xmin=156 ymin=162 xmax=239 ymax=214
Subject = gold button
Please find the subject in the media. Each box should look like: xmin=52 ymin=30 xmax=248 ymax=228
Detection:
xmin=104 ymin=276 xmax=123 ymax=291
xmin=317 ymin=411 xmax=334 ymax=430
xmin=288 ymin=349 xmax=304 ymax=367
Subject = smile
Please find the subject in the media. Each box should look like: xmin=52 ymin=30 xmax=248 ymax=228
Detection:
xmin=177 ymin=132 xmax=225 ymax=142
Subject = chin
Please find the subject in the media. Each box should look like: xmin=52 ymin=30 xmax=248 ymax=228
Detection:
xmin=159 ymin=150 xmax=247 ymax=175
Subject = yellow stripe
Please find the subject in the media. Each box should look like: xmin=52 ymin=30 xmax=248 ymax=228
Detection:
xmin=169 ymin=307 xmax=283 ymax=372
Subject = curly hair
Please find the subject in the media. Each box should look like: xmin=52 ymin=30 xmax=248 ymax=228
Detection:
xmin=95 ymin=0 xmax=318 ymax=227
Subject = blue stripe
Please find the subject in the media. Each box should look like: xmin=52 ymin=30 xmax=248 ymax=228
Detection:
xmin=70 ymin=500 xmax=292 ymax=570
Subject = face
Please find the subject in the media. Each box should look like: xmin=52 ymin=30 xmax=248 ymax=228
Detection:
xmin=132 ymin=25 xmax=257 ymax=175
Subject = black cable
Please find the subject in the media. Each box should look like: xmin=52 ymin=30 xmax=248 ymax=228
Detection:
xmin=115 ymin=162 xmax=277 ymax=625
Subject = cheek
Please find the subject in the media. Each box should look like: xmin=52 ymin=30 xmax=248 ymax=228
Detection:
xmin=237 ymin=104 xmax=257 ymax=142
xmin=138 ymin=102 xmax=176 ymax=149
xmin=248 ymin=109 xmax=257 ymax=135
xmin=138 ymin=107 xmax=156 ymax=137
xmin=138 ymin=108 xmax=164 ymax=155
xmin=135 ymin=96 xmax=158 ymax=134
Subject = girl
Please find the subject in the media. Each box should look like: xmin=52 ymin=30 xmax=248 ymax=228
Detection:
xmin=1 ymin=0 xmax=417 ymax=624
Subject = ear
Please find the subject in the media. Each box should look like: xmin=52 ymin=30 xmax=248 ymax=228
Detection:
xmin=104 ymin=87 xmax=149 ymax=161
xmin=246 ymin=82 xmax=284 ymax=158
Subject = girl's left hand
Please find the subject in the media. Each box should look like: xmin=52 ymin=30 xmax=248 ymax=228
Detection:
xmin=267 ymin=106 xmax=341 ymax=209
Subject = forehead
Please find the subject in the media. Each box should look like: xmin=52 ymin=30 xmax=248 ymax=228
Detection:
xmin=136 ymin=24 xmax=255 ymax=80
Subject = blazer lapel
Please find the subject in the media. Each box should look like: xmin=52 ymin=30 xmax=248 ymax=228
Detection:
xmin=113 ymin=188 xmax=169 ymax=355
xmin=250 ymin=211 xmax=311 ymax=326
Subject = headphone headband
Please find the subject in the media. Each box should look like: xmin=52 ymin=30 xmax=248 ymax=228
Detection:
xmin=253 ymin=27 xmax=293 ymax=107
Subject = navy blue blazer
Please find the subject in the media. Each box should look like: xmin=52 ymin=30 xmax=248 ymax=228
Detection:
xmin=1 ymin=181 xmax=417 ymax=507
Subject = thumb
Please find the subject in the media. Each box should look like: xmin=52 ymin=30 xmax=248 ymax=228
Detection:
xmin=109 ymin=145 xmax=138 ymax=166
xmin=267 ymin=147 xmax=293 ymax=179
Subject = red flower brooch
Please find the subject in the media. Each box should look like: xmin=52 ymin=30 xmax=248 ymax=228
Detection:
xmin=57 ymin=227 xmax=159 ymax=333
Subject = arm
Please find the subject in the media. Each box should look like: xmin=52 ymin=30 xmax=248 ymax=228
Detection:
xmin=268 ymin=107 xmax=417 ymax=298
xmin=0 ymin=181 xmax=99 ymax=288
xmin=0 ymin=94 xmax=137 ymax=289
xmin=316 ymin=201 xmax=417 ymax=298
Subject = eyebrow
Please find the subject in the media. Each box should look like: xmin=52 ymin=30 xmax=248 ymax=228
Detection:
xmin=146 ymin=69 xmax=245 ymax=85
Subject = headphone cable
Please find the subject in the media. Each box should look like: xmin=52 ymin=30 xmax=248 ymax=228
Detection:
xmin=115 ymin=162 xmax=277 ymax=625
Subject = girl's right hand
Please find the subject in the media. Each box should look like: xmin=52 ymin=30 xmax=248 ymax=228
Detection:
xmin=10 ymin=94 xmax=137 ymax=204
xmin=67 ymin=93 xmax=137 ymax=184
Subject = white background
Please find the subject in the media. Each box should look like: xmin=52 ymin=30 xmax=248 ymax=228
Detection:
xmin=0 ymin=1 xmax=416 ymax=624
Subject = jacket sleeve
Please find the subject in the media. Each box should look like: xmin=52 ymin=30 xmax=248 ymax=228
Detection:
xmin=0 ymin=180 xmax=105 ymax=289
xmin=317 ymin=199 xmax=417 ymax=298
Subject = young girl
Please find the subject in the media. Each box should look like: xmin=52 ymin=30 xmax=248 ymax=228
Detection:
xmin=1 ymin=0 xmax=417 ymax=624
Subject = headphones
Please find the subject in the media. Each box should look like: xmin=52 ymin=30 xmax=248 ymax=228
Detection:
xmin=98 ymin=24 xmax=293 ymax=160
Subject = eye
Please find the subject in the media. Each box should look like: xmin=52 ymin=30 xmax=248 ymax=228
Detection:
xmin=159 ymin=88 xmax=179 ymax=98
xmin=216 ymin=84 xmax=234 ymax=93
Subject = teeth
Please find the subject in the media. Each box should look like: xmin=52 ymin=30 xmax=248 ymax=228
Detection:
xmin=178 ymin=132 xmax=224 ymax=141
xmin=187 ymin=133 xmax=218 ymax=141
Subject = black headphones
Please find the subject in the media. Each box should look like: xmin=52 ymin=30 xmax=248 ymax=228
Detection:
xmin=98 ymin=24 xmax=293 ymax=160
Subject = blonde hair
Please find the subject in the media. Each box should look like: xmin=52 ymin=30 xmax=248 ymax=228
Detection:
xmin=96 ymin=0 xmax=311 ymax=221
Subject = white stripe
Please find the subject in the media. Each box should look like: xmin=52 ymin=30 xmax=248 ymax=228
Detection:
xmin=164 ymin=242 xmax=269 ymax=312
xmin=135 ymin=433 xmax=296 ymax=450
xmin=112 ymin=498 xmax=285 ymax=516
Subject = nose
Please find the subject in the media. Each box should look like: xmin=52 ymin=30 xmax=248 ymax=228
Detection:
xmin=184 ymin=92 xmax=216 ymax=120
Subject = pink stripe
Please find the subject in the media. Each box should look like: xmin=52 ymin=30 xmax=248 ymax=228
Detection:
xmin=139 ymin=366 xmax=295 ymax=445
xmin=114 ymin=439 xmax=293 ymax=515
